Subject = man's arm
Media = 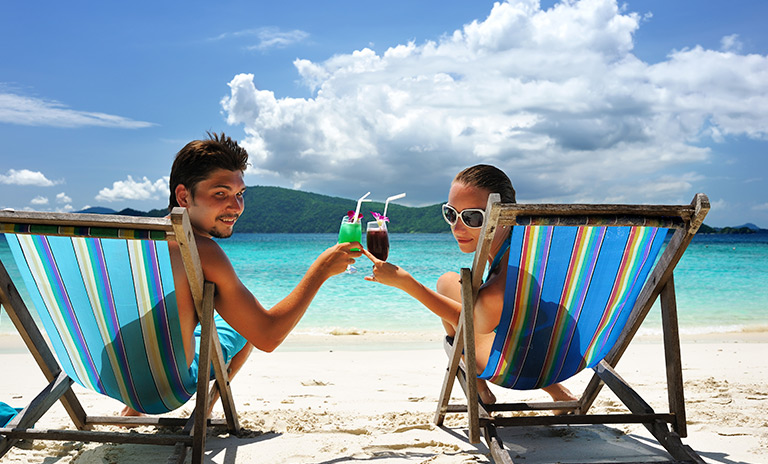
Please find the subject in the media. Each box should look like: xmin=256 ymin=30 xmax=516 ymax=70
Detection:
xmin=198 ymin=237 xmax=362 ymax=352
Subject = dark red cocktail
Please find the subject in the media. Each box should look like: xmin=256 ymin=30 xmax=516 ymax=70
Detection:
xmin=366 ymin=227 xmax=389 ymax=261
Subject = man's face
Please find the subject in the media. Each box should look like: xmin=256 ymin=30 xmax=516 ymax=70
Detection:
xmin=175 ymin=168 xmax=246 ymax=239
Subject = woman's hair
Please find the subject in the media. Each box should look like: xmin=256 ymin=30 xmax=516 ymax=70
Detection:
xmin=453 ymin=164 xmax=516 ymax=203
xmin=168 ymin=132 xmax=249 ymax=209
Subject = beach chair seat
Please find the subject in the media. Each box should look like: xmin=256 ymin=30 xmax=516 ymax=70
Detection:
xmin=0 ymin=208 xmax=240 ymax=463
xmin=435 ymin=193 xmax=709 ymax=463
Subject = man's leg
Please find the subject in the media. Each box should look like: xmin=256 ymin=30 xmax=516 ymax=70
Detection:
xmin=195 ymin=315 xmax=250 ymax=416
xmin=206 ymin=342 xmax=252 ymax=416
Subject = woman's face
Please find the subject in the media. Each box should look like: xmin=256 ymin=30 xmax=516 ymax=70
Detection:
xmin=446 ymin=181 xmax=491 ymax=253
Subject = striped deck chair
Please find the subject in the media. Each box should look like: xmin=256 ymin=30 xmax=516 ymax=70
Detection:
xmin=0 ymin=208 xmax=240 ymax=463
xmin=435 ymin=193 xmax=709 ymax=464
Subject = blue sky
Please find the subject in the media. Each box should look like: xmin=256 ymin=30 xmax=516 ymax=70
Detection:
xmin=1 ymin=0 xmax=766 ymax=227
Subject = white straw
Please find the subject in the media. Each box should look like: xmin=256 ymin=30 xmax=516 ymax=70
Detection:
xmin=352 ymin=192 xmax=371 ymax=223
xmin=383 ymin=192 xmax=406 ymax=218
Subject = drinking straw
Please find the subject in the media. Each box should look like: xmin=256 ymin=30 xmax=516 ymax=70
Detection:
xmin=352 ymin=192 xmax=371 ymax=223
xmin=383 ymin=192 xmax=406 ymax=218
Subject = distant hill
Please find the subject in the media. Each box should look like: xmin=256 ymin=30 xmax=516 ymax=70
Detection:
xmin=698 ymin=223 xmax=767 ymax=234
xmin=237 ymin=186 xmax=446 ymax=233
xmin=76 ymin=186 xmax=767 ymax=234
xmin=77 ymin=206 xmax=167 ymax=218
xmin=77 ymin=186 xmax=447 ymax=233
xmin=77 ymin=206 xmax=117 ymax=214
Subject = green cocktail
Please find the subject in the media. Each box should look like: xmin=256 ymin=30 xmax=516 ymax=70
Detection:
xmin=338 ymin=216 xmax=362 ymax=251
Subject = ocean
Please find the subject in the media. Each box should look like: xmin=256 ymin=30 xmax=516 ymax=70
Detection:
xmin=1 ymin=232 xmax=766 ymax=337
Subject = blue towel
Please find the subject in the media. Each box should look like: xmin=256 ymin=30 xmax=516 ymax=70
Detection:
xmin=0 ymin=402 xmax=21 ymax=427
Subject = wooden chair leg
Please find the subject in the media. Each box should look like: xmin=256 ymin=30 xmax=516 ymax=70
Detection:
xmin=0 ymin=371 xmax=74 ymax=456
xmin=435 ymin=324 xmax=464 ymax=426
xmin=595 ymin=361 xmax=704 ymax=463
xmin=189 ymin=283 xmax=217 ymax=464
xmin=660 ymin=275 xmax=687 ymax=437
xmin=459 ymin=268 xmax=481 ymax=444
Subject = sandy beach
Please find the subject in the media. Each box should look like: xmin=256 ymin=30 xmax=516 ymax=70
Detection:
xmin=1 ymin=330 xmax=766 ymax=464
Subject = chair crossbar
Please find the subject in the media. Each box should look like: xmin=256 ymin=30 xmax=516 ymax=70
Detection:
xmin=513 ymin=215 xmax=686 ymax=229
xmin=1 ymin=222 xmax=169 ymax=240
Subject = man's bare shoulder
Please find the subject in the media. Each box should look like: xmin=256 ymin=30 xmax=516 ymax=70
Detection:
xmin=192 ymin=235 xmax=234 ymax=270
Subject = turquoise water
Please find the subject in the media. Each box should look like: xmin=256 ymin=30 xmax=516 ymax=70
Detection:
xmin=1 ymin=233 xmax=766 ymax=336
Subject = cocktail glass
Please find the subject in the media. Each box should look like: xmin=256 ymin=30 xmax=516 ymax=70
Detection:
xmin=366 ymin=220 xmax=389 ymax=278
xmin=338 ymin=216 xmax=362 ymax=273
xmin=366 ymin=221 xmax=389 ymax=261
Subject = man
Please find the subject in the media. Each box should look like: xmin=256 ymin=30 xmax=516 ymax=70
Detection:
xmin=122 ymin=132 xmax=362 ymax=415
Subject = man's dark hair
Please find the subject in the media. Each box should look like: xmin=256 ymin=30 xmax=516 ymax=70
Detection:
xmin=169 ymin=132 xmax=249 ymax=209
xmin=453 ymin=164 xmax=516 ymax=203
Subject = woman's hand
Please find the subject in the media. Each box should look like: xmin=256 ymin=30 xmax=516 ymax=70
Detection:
xmin=361 ymin=249 xmax=412 ymax=289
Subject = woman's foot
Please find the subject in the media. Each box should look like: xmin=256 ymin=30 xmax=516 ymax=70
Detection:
xmin=478 ymin=379 xmax=497 ymax=405
xmin=543 ymin=383 xmax=577 ymax=415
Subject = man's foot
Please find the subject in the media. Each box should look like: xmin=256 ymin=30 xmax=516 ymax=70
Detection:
xmin=120 ymin=405 xmax=145 ymax=417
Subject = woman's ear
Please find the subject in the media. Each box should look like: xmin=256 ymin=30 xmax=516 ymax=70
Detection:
xmin=175 ymin=184 xmax=191 ymax=207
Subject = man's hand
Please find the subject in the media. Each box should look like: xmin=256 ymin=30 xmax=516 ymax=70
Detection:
xmin=316 ymin=242 xmax=364 ymax=278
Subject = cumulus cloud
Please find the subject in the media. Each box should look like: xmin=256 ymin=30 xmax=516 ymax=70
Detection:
xmin=96 ymin=176 xmax=169 ymax=202
xmin=221 ymin=0 xmax=768 ymax=204
xmin=56 ymin=192 xmax=72 ymax=204
xmin=30 ymin=195 xmax=49 ymax=206
xmin=0 ymin=168 xmax=59 ymax=186
xmin=0 ymin=93 xmax=154 ymax=128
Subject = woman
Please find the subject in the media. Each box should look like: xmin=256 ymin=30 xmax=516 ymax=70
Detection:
xmin=362 ymin=164 xmax=575 ymax=405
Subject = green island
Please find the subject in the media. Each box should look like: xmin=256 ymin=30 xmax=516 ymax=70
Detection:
xmin=78 ymin=186 xmax=766 ymax=235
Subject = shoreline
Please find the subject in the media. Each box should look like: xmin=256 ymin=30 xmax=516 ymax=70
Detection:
xmin=2 ymin=327 xmax=767 ymax=355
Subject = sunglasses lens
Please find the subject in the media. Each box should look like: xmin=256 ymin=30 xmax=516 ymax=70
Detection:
xmin=462 ymin=211 xmax=485 ymax=228
xmin=442 ymin=205 xmax=458 ymax=224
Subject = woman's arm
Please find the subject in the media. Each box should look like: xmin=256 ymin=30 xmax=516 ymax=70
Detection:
xmin=362 ymin=250 xmax=506 ymax=334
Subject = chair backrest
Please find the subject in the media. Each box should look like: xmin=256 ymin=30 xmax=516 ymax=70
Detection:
xmin=0 ymin=211 xmax=198 ymax=414
xmin=470 ymin=194 xmax=708 ymax=390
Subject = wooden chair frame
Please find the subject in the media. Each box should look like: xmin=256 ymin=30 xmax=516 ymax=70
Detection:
xmin=434 ymin=193 xmax=710 ymax=464
xmin=0 ymin=208 xmax=240 ymax=463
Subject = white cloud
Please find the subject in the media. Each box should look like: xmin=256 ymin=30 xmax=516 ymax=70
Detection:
xmin=720 ymin=34 xmax=743 ymax=53
xmin=753 ymin=202 xmax=768 ymax=211
xmin=221 ymin=0 xmax=768 ymax=205
xmin=96 ymin=176 xmax=169 ymax=202
xmin=0 ymin=93 xmax=154 ymax=128
xmin=56 ymin=192 xmax=72 ymax=203
xmin=0 ymin=169 xmax=59 ymax=186
xmin=209 ymin=27 xmax=309 ymax=51
xmin=30 ymin=195 xmax=49 ymax=206
xmin=249 ymin=28 xmax=309 ymax=51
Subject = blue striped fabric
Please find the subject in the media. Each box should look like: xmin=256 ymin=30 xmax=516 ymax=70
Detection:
xmin=479 ymin=225 xmax=667 ymax=389
xmin=5 ymin=233 xmax=196 ymax=414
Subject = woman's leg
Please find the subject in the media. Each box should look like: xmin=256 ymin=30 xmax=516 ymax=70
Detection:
xmin=436 ymin=271 xmax=496 ymax=404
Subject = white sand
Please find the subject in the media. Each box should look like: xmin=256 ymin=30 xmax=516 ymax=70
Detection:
xmin=1 ymin=331 xmax=766 ymax=463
